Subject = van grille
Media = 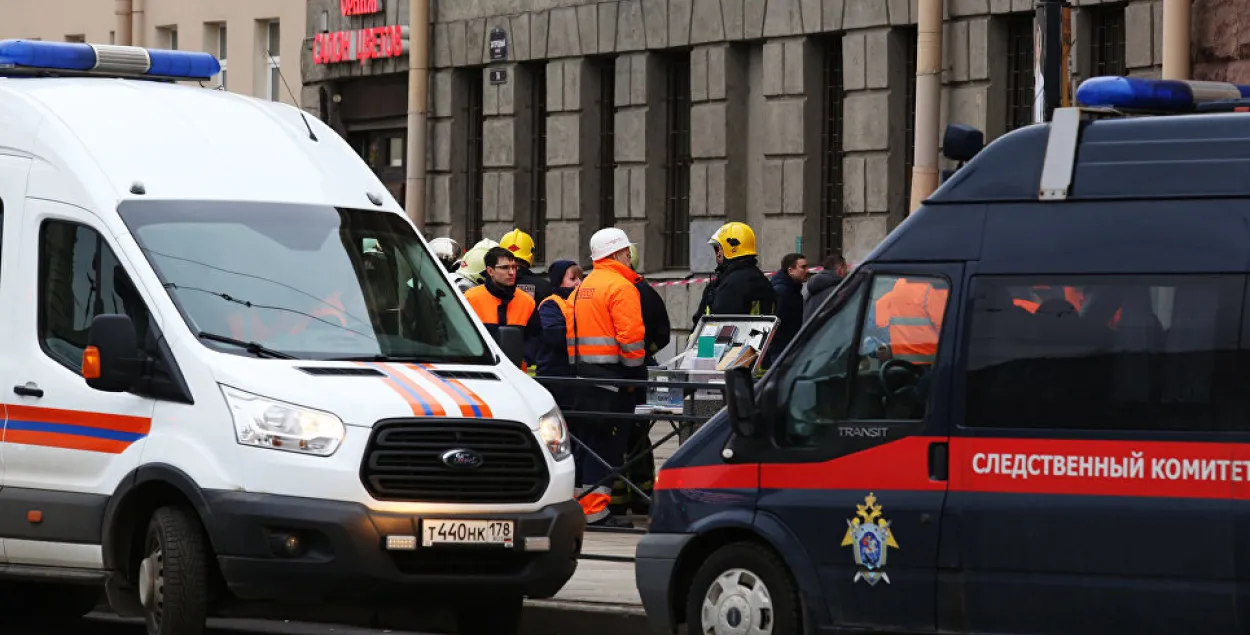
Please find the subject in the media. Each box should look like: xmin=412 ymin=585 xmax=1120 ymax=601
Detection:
xmin=361 ymin=419 xmax=549 ymax=504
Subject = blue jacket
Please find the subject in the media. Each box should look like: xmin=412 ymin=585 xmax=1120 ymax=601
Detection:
xmin=536 ymin=287 xmax=575 ymax=377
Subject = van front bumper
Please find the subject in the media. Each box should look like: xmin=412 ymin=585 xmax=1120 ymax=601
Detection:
xmin=200 ymin=490 xmax=584 ymax=602
xmin=636 ymin=533 xmax=694 ymax=634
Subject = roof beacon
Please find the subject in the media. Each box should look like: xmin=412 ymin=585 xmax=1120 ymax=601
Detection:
xmin=1076 ymin=76 xmax=1250 ymax=113
xmin=0 ymin=39 xmax=220 ymax=81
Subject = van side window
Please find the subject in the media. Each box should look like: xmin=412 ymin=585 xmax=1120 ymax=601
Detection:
xmin=964 ymin=275 xmax=1245 ymax=432
xmin=777 ymin=273 xmax=951 ymax=447
xmin=39 ymin=220 xmax=152 ymax=373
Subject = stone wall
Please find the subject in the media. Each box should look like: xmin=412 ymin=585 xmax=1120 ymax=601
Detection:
xmin=1193 ymin=0 xmax=1250 ymax=83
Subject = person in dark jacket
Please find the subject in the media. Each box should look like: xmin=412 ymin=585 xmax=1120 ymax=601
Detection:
xmin=629 ymin=243 xmax=672 ymax=366
xmin=536 ymin=259 xmax=583 ymax=409
xmin=804 ymin=252 xmax=849 ymax=321
xmin=500 ymin=229 xmax=553 ymax=370
xmin=692 ymin=222 xmax=776 ymax=326
xmin=765 ymin=253 xmax=808 ymax=368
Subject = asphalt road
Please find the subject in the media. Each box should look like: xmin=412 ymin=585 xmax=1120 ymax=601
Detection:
xmin=9 ymin=614 xmax=434 ymax=635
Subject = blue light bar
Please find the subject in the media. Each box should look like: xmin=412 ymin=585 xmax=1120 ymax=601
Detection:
xmin=0 ymin=39 xmax=220 ymax=81
xmin=1076 ymin=75 xmax=1250 ymax=113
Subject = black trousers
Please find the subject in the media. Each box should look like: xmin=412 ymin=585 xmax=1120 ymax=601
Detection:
xmin=569 ymin=385 xmax=635 ymax=490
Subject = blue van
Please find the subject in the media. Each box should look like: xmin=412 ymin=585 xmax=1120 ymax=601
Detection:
xmin=635 ymin=76 xmax=1250 ymax=635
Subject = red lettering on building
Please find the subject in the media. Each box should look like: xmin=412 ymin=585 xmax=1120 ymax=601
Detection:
xmin=313 ymin=25 xmax=408 ymax=65
xmin=341 ymin=0 xmax=381 ymax=16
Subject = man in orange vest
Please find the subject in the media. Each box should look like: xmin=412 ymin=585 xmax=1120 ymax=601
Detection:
xmin=464 ymin=247 xmax=541 ymax=361
xmin=874 ymin=277 xmax=948 ymax=364
xmin=566 ymin=227 xmax=647 ymax=527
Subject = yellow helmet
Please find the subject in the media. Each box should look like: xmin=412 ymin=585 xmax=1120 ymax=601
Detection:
xmin=628 ymin=243 xmax=639 ymax=270
xmin=710 ymin=222 xmax=757 ymax=259
xmin=500 ymin=229 xmax=535 ymax=265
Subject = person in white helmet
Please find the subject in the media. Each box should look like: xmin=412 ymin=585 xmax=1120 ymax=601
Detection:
xmin=428 ymin=237 xmax=463 ymax=273
xmin=565 ymin=227 xmax=647 ymax=528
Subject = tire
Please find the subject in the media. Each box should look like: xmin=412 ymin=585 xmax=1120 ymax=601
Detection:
xmin=457 ymin=595 xmax=523 ymax=635
xmin=0 ymin=582 xmax=100 ymax=623
xmin=685 ymin=542 xmax=802 ymax=635
xmin=140 ymin=506 xmax=209 ymax=635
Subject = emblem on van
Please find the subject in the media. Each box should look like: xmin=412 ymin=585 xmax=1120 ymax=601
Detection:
xmin=841 ymin=492 xmax=898 ymax=586
xmin=440 ymin=448 xmax=484 ymax=470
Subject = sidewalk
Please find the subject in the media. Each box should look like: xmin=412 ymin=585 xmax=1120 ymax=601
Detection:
xmin=520 ymin=420 xmax=685 ymax=633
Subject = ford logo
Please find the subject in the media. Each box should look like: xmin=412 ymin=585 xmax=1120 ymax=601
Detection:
xmin=440 ymin=448 xmax=484 ymax=470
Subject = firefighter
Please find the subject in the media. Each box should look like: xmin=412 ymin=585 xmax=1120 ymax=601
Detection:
xmin=428 ymin=237 xmax=463 ymax=273
xmin=453 ymin=239 xmax=497 ymax=293
xmin=566 ymin=227 xmax=647 ymax=528
xmin=692 ymin=221 xmax=776 ymax=326
xmin=499 ymin=229 xmax=553 ymax=303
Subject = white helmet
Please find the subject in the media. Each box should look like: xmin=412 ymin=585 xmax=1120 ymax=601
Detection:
xmin=590 ymin=227 xmax=632 ymax=261
xmin=428 ymin=237 xmax=463 ymax=272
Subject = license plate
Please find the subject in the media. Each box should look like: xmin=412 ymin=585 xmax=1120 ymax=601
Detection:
xmin=421 ymin=519 xmax=515 ymax=547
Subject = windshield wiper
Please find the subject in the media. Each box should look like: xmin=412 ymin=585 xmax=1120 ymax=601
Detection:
xmin=198 ymin=332 xmax=298 ymax=360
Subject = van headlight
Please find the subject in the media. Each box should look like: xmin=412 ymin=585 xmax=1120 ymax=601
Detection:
xmin=539 ymin=408 xmax=571 ymax=461
xmin=222 ymin=385 xmax=345 ymax=457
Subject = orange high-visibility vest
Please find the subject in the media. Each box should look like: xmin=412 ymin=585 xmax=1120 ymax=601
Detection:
xmin=874 ymin=278 xmax=947 ymax=364
xmin=464 ymin=285 xmax=536 ymax=327
xmin=565 ymin=259 xmax=646 ymax=368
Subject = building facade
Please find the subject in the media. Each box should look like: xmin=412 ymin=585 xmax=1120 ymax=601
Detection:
xmin=0 ymin=0 xmax=306 ymax=107
xmin=298 ymin=0 xmax=1176 ymax=341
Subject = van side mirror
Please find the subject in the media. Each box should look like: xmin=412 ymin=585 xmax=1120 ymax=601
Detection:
xmin=84 ymin=314 xmax=141 ymax=392
xmin=494 ymin=326 xmax=525 ymax=368
xmin=942 ymin=123 xmax=985 ymax=162
xmin=724 ymin=366 xmax=765 ymax=439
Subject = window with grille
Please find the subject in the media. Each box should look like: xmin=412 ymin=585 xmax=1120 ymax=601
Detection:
xmin=664 ymin=52 xmax=692 ymax=269
xmin=1005 ymin=13 xmax=1037 ymax=131
xmin=901 ymin=26 xmax=918 ymax=215
xmin=819 ymin=38 xmax=845 ymax=260
xmin=1088 ymin=4 xmax=1127 ymax=77
xmin=597 ymin=57 xmax=618 ymax=230
xmin=465 ymin=72 xmax=485 ymax=246
xmin=525 ymin=62 xmax=547 ymax=265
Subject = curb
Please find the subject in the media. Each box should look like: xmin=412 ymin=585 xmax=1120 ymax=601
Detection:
xmin=521 ymin=600 xmax=648 ymax=635
xmin=92 ymin=599 xmax=648 ymax=634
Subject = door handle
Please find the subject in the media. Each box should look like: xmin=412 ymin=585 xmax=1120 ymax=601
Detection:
xmin=13 ymin=383 xmax=43 ymax=398
xmin=929 ymin=441 xmax=949 ymax=481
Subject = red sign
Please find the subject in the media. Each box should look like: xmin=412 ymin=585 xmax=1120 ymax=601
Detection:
xmin=313 ymin=25 xmax=408 ymax=65
xmin=341 ymin=0 xmax=382 ymax=16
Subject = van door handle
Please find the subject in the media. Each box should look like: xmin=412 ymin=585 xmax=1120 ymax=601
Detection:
xmin=13 ymin=383 xmax=43 ymax=398
xmin=929 ymin=441 xmax=949 ymax=481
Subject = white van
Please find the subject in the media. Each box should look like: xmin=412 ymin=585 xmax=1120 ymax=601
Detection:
xmin=0 ymin=41 xmax=582 ymax=635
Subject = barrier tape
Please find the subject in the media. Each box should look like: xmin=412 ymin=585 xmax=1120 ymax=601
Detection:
xmin=646 ymin=266 xmax=828 ymax=288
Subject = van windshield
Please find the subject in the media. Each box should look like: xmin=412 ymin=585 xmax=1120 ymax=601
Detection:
xmin=118 ymin=201 xmax=493 ymax=364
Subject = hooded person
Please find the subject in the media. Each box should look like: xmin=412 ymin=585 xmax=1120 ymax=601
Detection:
xmin=535 ymin=259 xmax=583 ymax=409
xmin=692 ymin=222 xmax=776 ymax=326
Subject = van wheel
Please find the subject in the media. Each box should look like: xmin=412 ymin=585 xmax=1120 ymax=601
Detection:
xmin=685 ymin=542 xmax=801 ymax=635
xmin=0 ymin=582 xmax=100 ymax=622
xmin=457 ymin=595 xmax=523 ymax=634
xmin=140 ymin=506 xmax=209 ymax=635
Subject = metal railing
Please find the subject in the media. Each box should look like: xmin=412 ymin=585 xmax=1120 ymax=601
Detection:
xmin=534 ymin=375 xmax=729 ymax=563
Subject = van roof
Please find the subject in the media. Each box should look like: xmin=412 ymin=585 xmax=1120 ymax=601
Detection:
xmin=929 ymin=110 xmax=1250 ymax=204
xmin=0 ymin=77 xmax=399 ymax=213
